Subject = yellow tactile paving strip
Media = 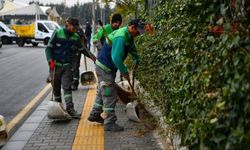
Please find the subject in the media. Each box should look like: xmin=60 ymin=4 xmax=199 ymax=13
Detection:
xmin=72 ymin=88 xmax=104 ymax=150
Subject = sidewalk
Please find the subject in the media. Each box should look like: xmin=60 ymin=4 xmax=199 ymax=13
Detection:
xmin=2 ymin=57 xmax=164 ymax=150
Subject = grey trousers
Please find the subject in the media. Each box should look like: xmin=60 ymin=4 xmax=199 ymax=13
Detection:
xmin=51 ymin=64 xmax=74 ymax=112
xmin=72 ymin=51 xmax=81 ymax=84
xmin=90 ymin=65 xmax=117 ymax=125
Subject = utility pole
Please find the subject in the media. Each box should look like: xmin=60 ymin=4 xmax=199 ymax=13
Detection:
xmin=63 ymin=0 xmax=66 ymax=19
xmin=92 ymin=0 xmax=96 ymax=51
xmin=99 ymin=2 xmax=105 ymax=24
xmin=103 ymin=3 xmax=105 ymax=24
xmin=100 ymin=3 xmax=103 ymax=24
xmin=77 ymin=0 xmax=80 ymax=21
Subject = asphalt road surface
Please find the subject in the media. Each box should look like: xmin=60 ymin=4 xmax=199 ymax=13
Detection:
xmin=0 ymin=44 xmax=49 ymax=123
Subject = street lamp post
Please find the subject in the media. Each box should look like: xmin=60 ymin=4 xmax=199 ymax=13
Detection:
xmin=92 ymin=0 xmax=96 ymax=51
xmin=99 ymin=2 xmax=105 ymax=24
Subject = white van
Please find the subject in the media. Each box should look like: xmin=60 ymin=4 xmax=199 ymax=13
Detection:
xmin=12 ymin=20 xmax=60 ymax=47
xmin=0 ymin=21 xmax=16 ymax=44
xmin=35 ymin=20 xmax=61 ymax=45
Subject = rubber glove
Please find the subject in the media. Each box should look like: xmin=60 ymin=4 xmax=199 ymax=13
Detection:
xmin=49 ymin=60 xmax=55 ymax=70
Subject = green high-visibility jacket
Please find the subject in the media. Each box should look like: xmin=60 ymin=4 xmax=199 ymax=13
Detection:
xmin=97 ymin=26 xmax=139 ymax=74
xmin=45 ymin=27 xmax=94 ymax=63
xmin=92 ymin=24 xmax=114 ymax=45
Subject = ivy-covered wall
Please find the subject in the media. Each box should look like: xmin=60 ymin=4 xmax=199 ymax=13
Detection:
xmin=135 ymin=0 xmax=250 ymax=149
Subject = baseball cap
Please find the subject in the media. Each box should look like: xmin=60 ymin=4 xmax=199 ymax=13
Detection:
xmin=67 ymin=17 xmax=79 ymax=29
xmin=129 ymin=19 xmax=146 ymax=34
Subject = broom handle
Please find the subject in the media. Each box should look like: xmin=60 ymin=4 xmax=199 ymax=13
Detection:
xmin=127 ymin=67 xmax=137 ymax=101
xmin=81 ymin=33 xmax=88 ymax=71
xmin=128 ymin=80 xmax=136 ymax=95
xmin=129 ymin=65 xmax=137 ymax=100
xmin=84 ymin=56 xmax=88 ymax=71
xmin=132 ymin=68 xmax=135 ymax=88
xmin=51 ymin=64 xmax=56 ymax=101
xmin=98 ymin=20 xmax=112 ymax=46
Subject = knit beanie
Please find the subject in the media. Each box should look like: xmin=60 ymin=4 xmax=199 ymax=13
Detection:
xmin=111 ymin=13 xmax=122 ymax=23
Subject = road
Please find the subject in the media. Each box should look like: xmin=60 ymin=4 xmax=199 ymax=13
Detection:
xmin=0 ymin=44 xmax=49 ymax=123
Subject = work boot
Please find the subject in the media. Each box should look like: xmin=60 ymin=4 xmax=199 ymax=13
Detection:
xmin=46 ymin=75 xmax=51 ymax=83
xmin=88 ymin=113 xmax=104 ymax=124
xmin=67 ymin=109 xmax=81 ymax=119
xmin=104 ymin=123 xmax=124 ymax=132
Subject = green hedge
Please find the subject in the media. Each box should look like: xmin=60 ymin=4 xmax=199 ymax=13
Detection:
xmin=135 ymin=0 xmax=250 ymax=149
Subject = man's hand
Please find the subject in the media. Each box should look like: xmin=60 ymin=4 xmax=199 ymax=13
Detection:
xmin=91 ymin=55 xmax=96 ymax=63
xmin=123 ymin=73 xmax=130 ymax=82
xmin=49 ymin=60 xmax=55 ymax=70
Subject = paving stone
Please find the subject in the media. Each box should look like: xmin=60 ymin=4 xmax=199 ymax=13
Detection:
xmin=9 ymin=131 xmax=34 ymax=141
xmin=21 ymin=147 xmax=38 ymax=150
xmin=32 ymin=143 xmax=50 ymax=146
xmin=2 ymin=141 xmax=26 ymax=150
xmin=25 ymin=115 xmax=45 ymax=123
xmin=37 ymin=145 xmax=56 ymax=150
xmin=55 ymin=145 xmax=71 ymax=149
xmin=18 ymin=122 xmax=40 ymax=131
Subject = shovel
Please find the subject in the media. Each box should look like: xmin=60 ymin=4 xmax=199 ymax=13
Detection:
xmin=116 ymin=81 xmax=133 ymax=104
xmin=126 ymin=69 xmax=141 ymax=122
xmin=47 ymin=66 xmax=72 ymax=121
xmin=116 ymin=73 xmax=135 ymax=104
xmin=80 ymin=48 xmax=96 ymax=86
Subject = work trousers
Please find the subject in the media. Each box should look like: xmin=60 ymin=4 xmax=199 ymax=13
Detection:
xmin=51 ymin=64 xmax=74 ymax=112
xmin=86 ymin=36 xmax=91 ymax=50
xmin=90 ymin=65 xmax=117 ymax=125
xmin=72 ymin=51 xmax=81 ymax=85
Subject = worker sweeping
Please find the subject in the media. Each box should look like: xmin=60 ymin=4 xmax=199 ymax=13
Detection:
xmin=88 ymin=19 xmax=146 ymax=131
xmin=45 ymin=17 xmax=96 ymax=119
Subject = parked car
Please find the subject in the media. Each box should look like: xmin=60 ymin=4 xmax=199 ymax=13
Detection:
xmin=0 ymin=21 xmax=16 ymax=44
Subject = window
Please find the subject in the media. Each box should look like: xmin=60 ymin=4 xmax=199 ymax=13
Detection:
xmin=0 ymin=26 xmax=6 ymax=32
xmin=44 ymin=22 xmax=58 ymax=31
xmin=38 ymin=23 xmax=49 ymax=33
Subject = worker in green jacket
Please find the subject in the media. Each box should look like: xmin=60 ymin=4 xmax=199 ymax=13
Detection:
xmin=45 ymin=18 xmax=96 ymax=119
xmin=88 ymin=19 xmax=146 ymax=131
xmin=92 ymin=13 xmax=122 ymax=51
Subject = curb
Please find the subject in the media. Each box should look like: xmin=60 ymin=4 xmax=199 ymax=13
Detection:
xmin=7 ymin=84 xmax=51 ymax=137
